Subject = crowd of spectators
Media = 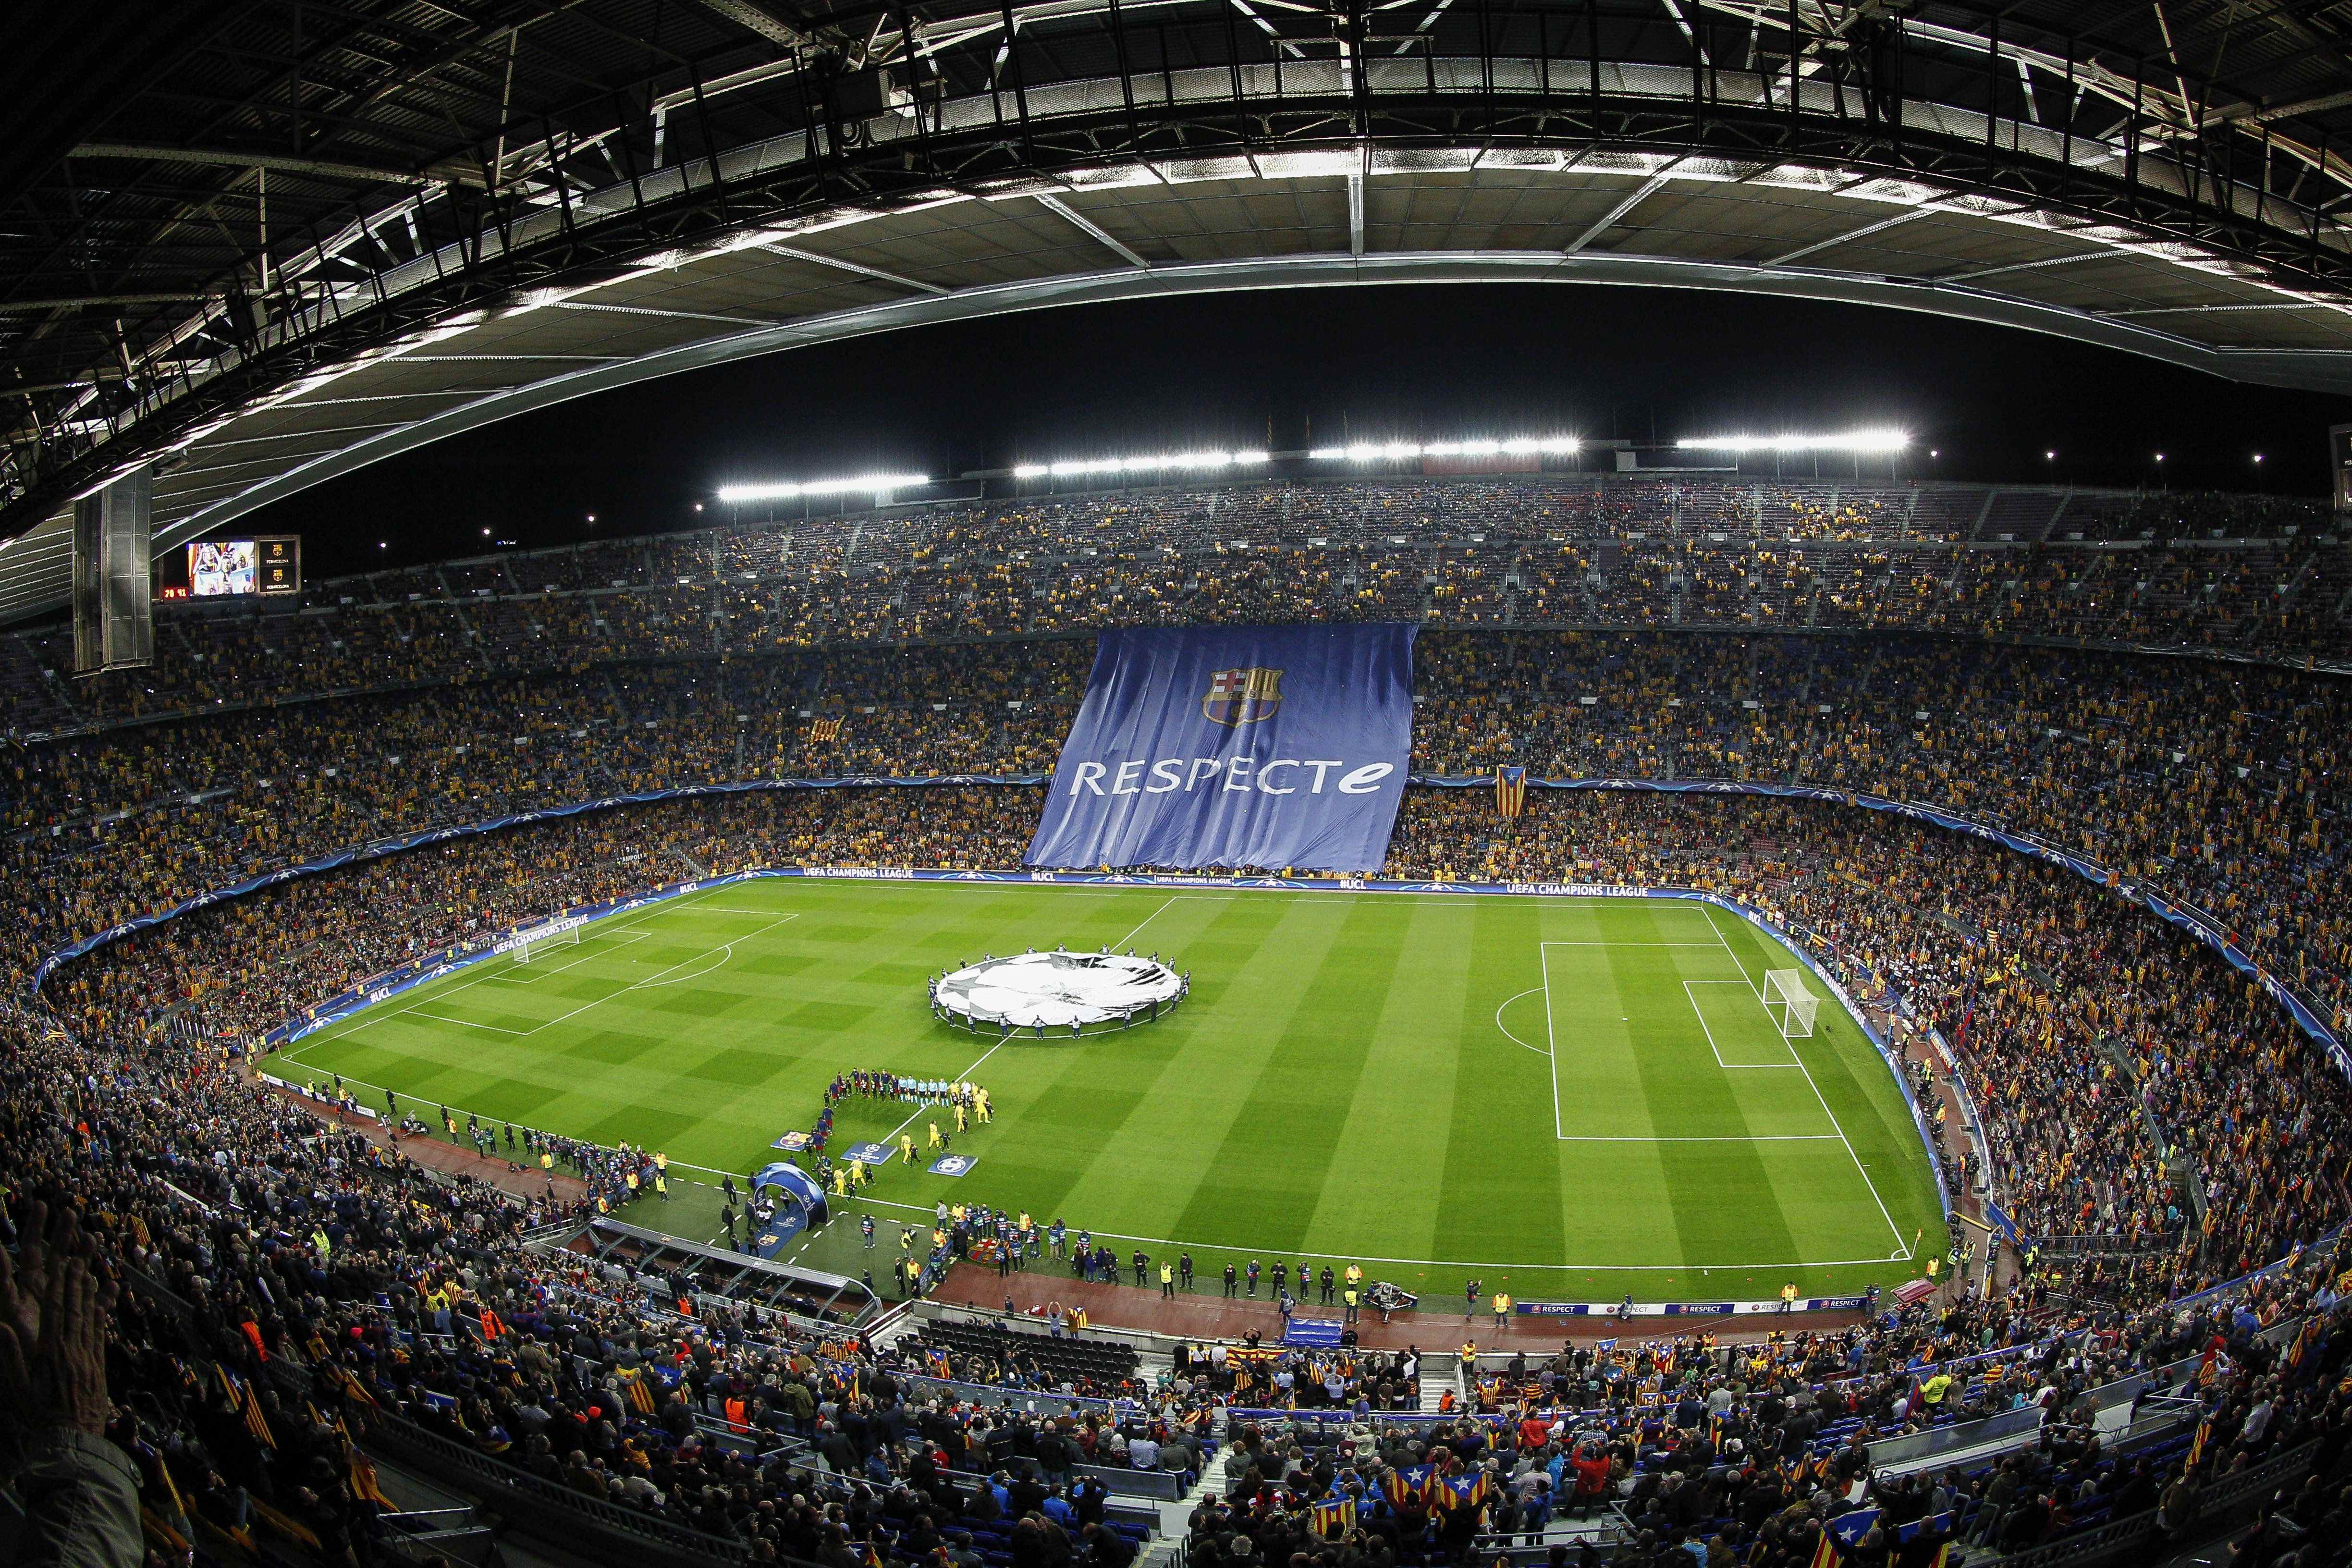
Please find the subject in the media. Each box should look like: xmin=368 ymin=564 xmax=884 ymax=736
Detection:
xmin=2 ymin=478 xmax=2341 ymax=739
xmin=8 ymin=476 xmax=2352 ymax=1567
xmin=1193 ymin=1260 xmax=2352 ymax=1568
xmin=7 ymin=774 xmax=2352 ymax=1565
xmin=9 ymin=627 xmax=2348 ymax=1049
xmin=28 ymin=779 xmax=2349 ymax=1300
xmin=1384 ymin=787 xmax=2351 ymax=1294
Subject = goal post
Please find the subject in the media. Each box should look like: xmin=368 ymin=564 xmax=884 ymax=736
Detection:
xmin=1762 ymin=968 xmax=1820 ymax=1040
xmin=503 ymin=916 xmax=584 ymax=965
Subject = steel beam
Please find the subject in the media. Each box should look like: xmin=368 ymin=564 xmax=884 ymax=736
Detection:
xmin=140 ymin=247 xmax=2352 ymax=560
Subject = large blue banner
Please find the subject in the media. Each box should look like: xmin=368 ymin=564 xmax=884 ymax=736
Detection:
xmin=1024 ymin=625 xmax=1417 ymax=872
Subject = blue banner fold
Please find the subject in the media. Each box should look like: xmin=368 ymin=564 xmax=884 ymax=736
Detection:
xmin=1024 ymin=624 xmax=1417 ymax=872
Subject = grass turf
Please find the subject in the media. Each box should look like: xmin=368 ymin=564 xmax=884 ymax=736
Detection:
xmin=278 ymin=880 xmax=1945 ymax=1307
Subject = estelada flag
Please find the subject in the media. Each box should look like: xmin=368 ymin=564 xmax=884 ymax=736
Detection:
xmin=1310 ymin=1496 xmax=1357 ymax=1537
xmin=617 ymin=1366 xmax=658 ymax=1415
xmin=1383 ymin=1465 xmax=1432 ymax=1511
xmin=1495 ymin=765 xmax=1527 ymax=819
xmin=349 ymin=1449 xmax=396 ymax=1509
xmin=1435 ymin=1471 xmax=1490 ymax=1512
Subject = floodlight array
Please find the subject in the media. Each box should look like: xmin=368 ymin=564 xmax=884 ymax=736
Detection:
xmin=1674 ymin=429 xmax=1909 ymax=454
xmin=1306 ymin=437 xmax=1582 ymax=462
xmin=715 ymin=473 xmax=931 ymax=502
xmin=1010 ymin=450 xmax=1273 ymax=480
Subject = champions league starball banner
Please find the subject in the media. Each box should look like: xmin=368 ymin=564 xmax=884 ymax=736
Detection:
xmin=1024 ymin=624 xmax=1418 ymax=873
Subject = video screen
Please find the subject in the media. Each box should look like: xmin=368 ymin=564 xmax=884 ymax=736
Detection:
xmin=187 ymin=537 xmax=300 ymax=597
xmin=189 ymin=540 xmax=258 ymax=597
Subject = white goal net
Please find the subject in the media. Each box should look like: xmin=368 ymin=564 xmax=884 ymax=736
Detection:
xmin=501 ymin=917 xmax=584 ymax=965
xmin=1762 ymin=968 xmax=1820 ymax=1040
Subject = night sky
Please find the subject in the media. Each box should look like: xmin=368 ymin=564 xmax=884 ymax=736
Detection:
xmin=252 ymin=283 xmax=2352 ymax=581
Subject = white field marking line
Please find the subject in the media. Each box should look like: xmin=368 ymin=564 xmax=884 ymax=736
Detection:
xmin=880 ymin=1038 xmax=1012 ymax=1153
xmin=1700 ymin=904 xmax=1762 ymax=998
xmin=1784 ymin=1028 xmax=1912 ymax=1257
xmin=1111 ymin=894 xmax=1189 ymax=952
xmin=1540 ymin=941 xmax=1724 ymax=946
xmin=281 ymin=893 xmax=795 ymax=1067
xmin=690 ymin=905 xmax=809 ymax=916
xmin=700 ymin=1183 xmax=1909 ymax=1272
xmin=1539 ymin=943 xmax=1567 ymax=1138
xmin=1705 ymin=905 xmax=1911 ymax=1258
xmin=482 ymin=911 xmax=801 ymax=1035
xmin=403 ymin=1010 xmax=532 ymax=1035
xmin=1559 ymin=1134 xmax=1843 ymax=1142
xmin=281 ymin=884 xmax=748 ymax=1055
xmin=1493 ymin=987 xmax=1551 ymax=1058
xmin=485 ymin=930 xmax=649 ymax=986
xmin=272 ymin=1117 xmax=1900 ymax=1274
xmin=1683 ymin=980 xmax=1801 ymax=1070
xmin=628 ymin=946 xmax=735 ymax=990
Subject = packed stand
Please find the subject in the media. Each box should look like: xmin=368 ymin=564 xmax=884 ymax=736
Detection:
xmin=4 ymin=479 xmax=2343 ymax=738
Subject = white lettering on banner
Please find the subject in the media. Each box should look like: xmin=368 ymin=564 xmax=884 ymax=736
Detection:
xmin=1066 ymin=756 xmax=1382 ymax=797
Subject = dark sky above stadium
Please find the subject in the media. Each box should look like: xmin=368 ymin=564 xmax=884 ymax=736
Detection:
xmin=260 ymin=284 xmax=2352 ymax=579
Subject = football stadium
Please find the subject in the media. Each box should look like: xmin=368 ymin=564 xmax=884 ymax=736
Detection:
xmin=8 ymin=7 xmax=2352 ymax=1568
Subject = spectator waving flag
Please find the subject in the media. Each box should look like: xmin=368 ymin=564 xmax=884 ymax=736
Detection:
xmin=1310 ymin=1495 xmax=1356 ymax=1537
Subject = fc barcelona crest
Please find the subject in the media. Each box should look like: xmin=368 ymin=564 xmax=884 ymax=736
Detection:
xmin=1203 ymin=666 xmax=1284 ymax=725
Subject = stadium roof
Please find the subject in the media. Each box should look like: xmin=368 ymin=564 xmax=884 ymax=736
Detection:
xmin=12 ymin=0 xmax=2352 ymax=624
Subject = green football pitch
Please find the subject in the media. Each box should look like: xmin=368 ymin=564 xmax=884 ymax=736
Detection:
xmin=278 ymin=879 xmax=1945 ymax=1305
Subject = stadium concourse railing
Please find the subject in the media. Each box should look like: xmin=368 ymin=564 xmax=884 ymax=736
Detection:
xmin=1995 ymin=1438 xmax=2321 ymax=1568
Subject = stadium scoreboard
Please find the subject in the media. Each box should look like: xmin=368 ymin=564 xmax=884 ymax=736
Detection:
xmin=186 ymin=536 xmax=300 ymax=598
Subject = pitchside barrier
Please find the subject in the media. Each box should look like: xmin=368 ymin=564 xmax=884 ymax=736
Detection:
xmin=1512 ymin=1295 xmax=1871 ymax=1316
xmin=32 ymin=772 xmax=2339 ymax=1085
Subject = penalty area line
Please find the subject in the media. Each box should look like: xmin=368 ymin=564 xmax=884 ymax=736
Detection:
xmin=283 ymin=881 xmax=754 ymax=1054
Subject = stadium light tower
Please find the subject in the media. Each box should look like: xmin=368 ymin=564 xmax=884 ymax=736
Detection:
xmin=1010 ymin=450 xmax=1272 ymax=483
xmin=715 ymin=472 xmax=929 ymax=520
xmin=716 ymin=473 xmax=929 ymax=503
xmin=1674 ymin=428 xmax=1906 ymax=479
